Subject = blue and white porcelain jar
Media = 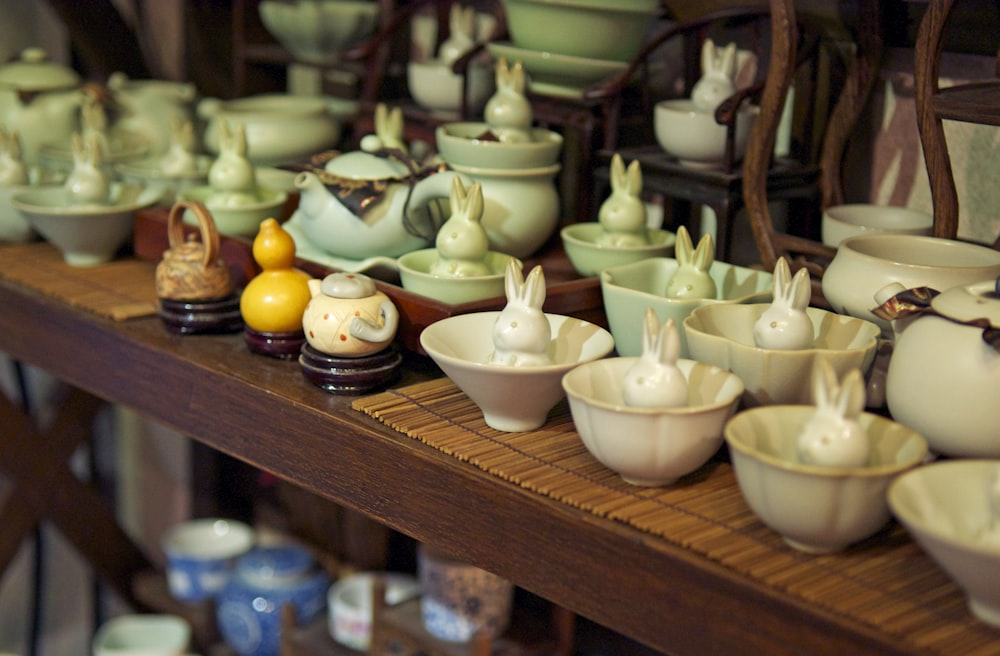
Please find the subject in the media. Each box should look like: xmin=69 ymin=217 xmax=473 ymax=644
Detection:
xmin=216 ymin=543 xmax=330 ymax=656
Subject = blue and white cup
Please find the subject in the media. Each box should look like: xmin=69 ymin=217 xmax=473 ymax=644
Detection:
xmin=161 ymin=518 xmax=255 ymax=602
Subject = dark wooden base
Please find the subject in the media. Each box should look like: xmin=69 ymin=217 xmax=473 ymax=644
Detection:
xmin=244 ymin=327 xmax=306 ymax=360
xmin=298 ymin=342 xmax=402 ymax=395
xmin=158 ymin=295 xmax=244 ymax=335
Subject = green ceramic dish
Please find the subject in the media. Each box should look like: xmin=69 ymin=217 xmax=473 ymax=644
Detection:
xmin=397 ymin=248 xmax=519 ymax=305
xmin=560 ymin=222 xmax=675 ymax=277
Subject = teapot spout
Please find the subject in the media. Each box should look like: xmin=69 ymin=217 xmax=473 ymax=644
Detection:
xmin=295 ymin=171 xmax=328 ymax=219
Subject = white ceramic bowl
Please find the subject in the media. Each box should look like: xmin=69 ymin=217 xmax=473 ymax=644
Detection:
xmin=258 ymin=0 xmax=380 ymax=63
xmin=725 ymin=405 xmax=928 ymax=553
xmin=176 ymin=185 xmax=288 ymax=237
xmin=683 ymin=303 xmax=881 ymax=407
xmin=11 ymin=183 xmax=161 ymax=266
xmin=888 ymin=460 xmax=1000 ymax=628
xmin=407 ymin=60 xmax=494 ymax=117
xmin=821 ymin=234 xmax=1000 ymax=336
xmin=560 ymin=223 xmax=675 ymax=277
xmin=600 ymin=257 xmax=773 ymax=358
xmin=397 ymin=249 xmax=518 ymax=304
xmin=563 ymin=357 xmax=744 ymax=486
xmin=820 ymin=203 xmax=933 ymax=248
xmin=327 ymin=572 xmax=421 ymax=651
xmin=654 ymin=99 xmax=758 ymax=169
xmin=161 ymin=518 xmax=255 ymax=602
xmin=502 ymin=0 xmax=660 ymax=62
xmin=420 ymin=311 xmax=615 ymax=431
xmin=486 ymin=41 xmax=629 ymax=91
xmin=92 ymin=614 xmax=191 ymax=656
xmin=435 ymin=123 xmax=563 ymax=169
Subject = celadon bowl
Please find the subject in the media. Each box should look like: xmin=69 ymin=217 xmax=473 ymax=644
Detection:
xmin=654 ymin=99 xmax=758 ymax=168
xmin=435 ymin=123 xmax=563 ymax=169
xmin=820 ymin=203 xmax=932 ymax=248
xmin=407 ymin=60 xmax=495 ymax=117
xmin=397 ymin=249 xmax=520 ymax=304
xmin=11 ymin=183 xmax=161 ymax=266
xmin=725 ymin=405 xmax=928 ymax=553
xmin=177 ymin=185 xmax=288 ymax=237
xmin=258 ymin=0 xmax=380 ymax=64
xmin=420 ymin=311 xmax=615 ymax=432
xmin=92 ymin=614 xmax=192 ymax=656
xmin=683 ymin=304 xmax=881 ymax=407
xmin=888 ymin=460 xmax=1000 ymax=628
xmin=560 ymin=223 xmax=675 ymax=277
xmin=563 ymin=357 xmax=744 ymax=486
xmin=600 ymin=257 xmax=772 ymax=358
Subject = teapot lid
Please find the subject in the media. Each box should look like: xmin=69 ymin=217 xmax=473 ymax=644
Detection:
xmin=323 ymin=150 xmax=410 ymax=181
xmin=0 ymin=48 xmax=80 ymax=92
xmin=930 ymin=279 xmax=1000 ymax=329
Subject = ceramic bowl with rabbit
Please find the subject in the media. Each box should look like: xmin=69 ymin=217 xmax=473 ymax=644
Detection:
xmin=407 ymin=60 xmax=495 ymax=118
xmin=258 ymin=0 xmax=380 ymax=64
xmin=654 ymin=99 xmax=758 ymax=169
xmin=601 ymin=257 xmax=772 ymax=358
xmin=683 ymin=303 xmax=881 ymax=407
xmin=435 ymin=123 xmax=563 ymax=169
xmin=563 ymin=356 xmax=743 ymax=486
xmin=560 ymin=223 xmax=676 ymax=277
xmin=420 ymin=311 xmax=615 ymax=432
xmin=822 ymin=234 xmax=1000 ymax=337
xmin=501 ymin=0 xmax=660 ymax=62
xmin=397 ymin=249 xmax=520 ymax=304
xmin=485 ymin=41 xmax=629 ymax=94
xmin=725 ymin=404 xmax=927 ymax=553
xmin=115 ymin=155 xmax=212 ymax=204
xmin=11 ymin=183 xmax=162 ymax=266
xmin=176 ymin=185 xmax=288 ymax=237
xmin=888 ymin=460 xmax=1000 ymax=628
xmin=820 ymin=203 xmax=933 ymax=248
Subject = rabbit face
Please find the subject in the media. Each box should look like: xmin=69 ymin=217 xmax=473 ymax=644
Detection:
xmin=796 ymin=363 xmax=869 ymax=468
xmin=622 ymin=308 xmax=687 ymax=409
xmin=691 ymin=39 xmax=737 ymax=113
xmin=483 ymin=57 xmax=532 ymax=142
xmin=488 ymin=262 xmax=552 ymax=366
xmin=64 ymin=132 xmax=110 ymax=205
xmin=664 ymin=226 xmax=717 ymax=299
xmin=753 ymin=258 xmax=814 ymax=350
xmin=596 ymin=154 xmax=649 ymax=247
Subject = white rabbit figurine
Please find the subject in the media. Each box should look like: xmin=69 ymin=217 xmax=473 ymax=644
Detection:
xmin=596 ymin=153 xmax=649 ymax=247
xmin=431 ymin=176 xmax=493 ymax=277
xmin=664 ymin=226 xmax=717 ymax=299
xmin=359 ymin=103 xmax=408 ymax=155
xmin=0 ymin=128 xmax=28 ymax=186
xmin=159 ymin=117 xmax=200 ymax=177
xmin=488 ymin=260 xmax=552 ymax=367
xmin=796 ymin=361 xmax=869 ymax=468
xmin=483 ymin=57 xmax=533 ymax=143
xmin=622 ymin=308 xmax=688 ymax=409
xmin=206 ymin=120 xmax=259 ymax=208
xmin=437 ymin=4 xmax=476 ymax=65
xmin=753 ymin=257 xmax=814 ymax=350
xmin=64 ymin=132 xmax=110 ymax=206
xmin=691 ymin=39 xmax=738 ymax=113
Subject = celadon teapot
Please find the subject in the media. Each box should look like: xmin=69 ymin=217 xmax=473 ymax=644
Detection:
xmin=107 ymin=72 xmax=197 ymax=156
xmin=0 ymin=48 xmax=83 ymax=164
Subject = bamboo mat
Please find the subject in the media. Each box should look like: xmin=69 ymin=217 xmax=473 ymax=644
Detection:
xmin=0 ymin=243 xmax=158 ymax=320
xmin=354 ymin=378 xmax=1000 ymax=655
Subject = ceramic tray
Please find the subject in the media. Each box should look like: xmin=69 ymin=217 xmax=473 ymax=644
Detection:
xmin=132 ymin=208 xmax=605 ymax=354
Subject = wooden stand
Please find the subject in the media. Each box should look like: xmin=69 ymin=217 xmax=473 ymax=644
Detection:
xmin=299 ymin=342 xmax=403 ymax=395
xmin=243 ymin=327 xmax=307 ymax=360
xmin=158 ymin=295 xmax=245 ymax=335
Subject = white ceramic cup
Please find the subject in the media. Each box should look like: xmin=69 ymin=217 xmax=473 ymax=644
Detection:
xmin=327 ymin=571 xmax=421 ymax=650
xmin=92 ymin=614 xmax=191 ymax=656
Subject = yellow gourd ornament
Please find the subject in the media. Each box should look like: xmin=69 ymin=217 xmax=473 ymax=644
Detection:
xmin=240 ymin=218 xmax=312 ymax=358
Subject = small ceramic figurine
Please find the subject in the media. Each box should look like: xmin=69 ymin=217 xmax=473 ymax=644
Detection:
xmin=299 ymin=272 xmax=402 ymax=393
xmin=64 ymin=132 xmax=111 ymax=206
xmin=159 ymin=117 xmax=200 ymax=177
xmin=80 ymin=93 xmax=110 ymax=159
xmin=796 ymin=360 xmax=869 ymax=468
xmin=691 ymin=39 xmax=738 ymax=113
xmin=359 ymin=103 xmax=408 ymax=155
xmin=623 ymin=308 xmax=687 ymax=409
xmin=489 ymin=260 xmax=552 ymax=367
xmin=206 ymin=119 xmax=259 ymax=208
xmin=596 ymin=153 xmax=649 ymax=247
xmin=483 ymin=57 xmax=533 ymax=143
xmin=664 ymin=226 xmax=717 ymax=299
xmin=0 ymin=128 xmax=28 ymax=186
xmin=240 ymin=218 xmax=313 ymax=359
xmin=430 ymin=177 xmax=492 ymax=277
xmin=437 ymin=3 xmax=476 ymax=66
xmin=753 ymin=257 xmax=814 ymax=350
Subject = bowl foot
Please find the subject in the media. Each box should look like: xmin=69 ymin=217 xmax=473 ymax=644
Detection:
xmin=969 ymin=598 xmax=1000 ymax=628
xmin=782 ymin=537 xmax=846 ymax=554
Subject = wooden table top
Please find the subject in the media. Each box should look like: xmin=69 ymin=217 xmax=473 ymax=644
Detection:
xmin=0 ymin=251 xmax=996 ymax=656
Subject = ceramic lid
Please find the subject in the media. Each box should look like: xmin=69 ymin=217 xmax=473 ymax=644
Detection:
xmin=323 ymin=150 xmax=410 ymax=181
xmin=0 ymin=48 xmax=80 ymax=92
xmin=930 ymin=279 xmax=1000 ymax=328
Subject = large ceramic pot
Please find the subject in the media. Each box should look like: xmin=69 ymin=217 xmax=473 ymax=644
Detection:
xmin=881 ymin=280 xmax=1000 ymax=457
xmin=107 ymin=72 xmax=197 ymax=156
xmin=216 ymin=544 xmax=329 ymax=656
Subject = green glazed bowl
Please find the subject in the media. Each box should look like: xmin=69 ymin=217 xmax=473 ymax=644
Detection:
xmin=397 ymin=249 xmax=520 ymax=304
xmin=561 ymin=223 xmax=675 ymax=277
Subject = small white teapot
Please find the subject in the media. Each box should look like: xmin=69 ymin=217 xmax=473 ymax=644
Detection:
xmin=302 ymin=272 xmax=399 ymax=358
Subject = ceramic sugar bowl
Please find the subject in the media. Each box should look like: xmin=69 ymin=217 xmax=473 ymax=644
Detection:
xmin=880 ymin=278 xmax=1000 ymax=457
xmin=216 ymin=544 xmax=330 ymax=656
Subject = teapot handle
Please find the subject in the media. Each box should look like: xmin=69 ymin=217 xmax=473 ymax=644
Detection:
xmin=167 ymin=199 xmax=222 ymax=271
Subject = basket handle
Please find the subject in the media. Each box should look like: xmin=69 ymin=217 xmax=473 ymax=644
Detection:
xmin=166 ymin=199 xmax=221 ymax=270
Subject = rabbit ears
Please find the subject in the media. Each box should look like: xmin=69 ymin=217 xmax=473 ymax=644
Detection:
xmin=504 ymin=259 xmax=546 ymax=309
xmin=449 ymin=4 xmax=476 ymax=37
xmin=609 ymin=153 xmax=642 ymax=197
xmin=811 ymin=359 xmax=865 ymax=420
xmin=448 ymin=176 xmax=485 ymax=222
xmin=494 ymin=57 xmax=526 ymax=93
xmin=216 ymin=119 xmax=247 ymax=157
xmin=374 ymin=103 xmax=403 ymax=141
xmin=70 ymin=132 xmax=102 ymax=165
xmin=700 ymin=39 xmax=738 ymax=79
xmin=674 ymin=225 xmax=714 ymax=271
xmin=772 ymin=257 xmax=811 ymax=310
xmin=0 ymin=128 xmax=21 ymax=158
xmin=640 ymin=307 xmax=680 ymax=365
